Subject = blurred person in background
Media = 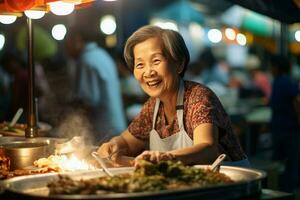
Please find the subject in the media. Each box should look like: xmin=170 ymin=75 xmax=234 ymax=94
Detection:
xmin=64 ymin=26 xmax=126 ymax=142
xmin=269 ymin=54 xmax=300 ymax=193
xmin=245 ymin=54 xmax=271 ymax=101
xmin=0 ymin=50 xmax=28 ymax=122
xmin=0 ymin=62 xmax=12 ymax=121
xmin=97 ymin=25 xmax=249 ymax=167
xmin=185 ymin=48 xmax=230 ymax=100
xmin=198 ymin=48 xmax=230 ymax=87
xmin=0 ymin=49 xmax=50 ymax=123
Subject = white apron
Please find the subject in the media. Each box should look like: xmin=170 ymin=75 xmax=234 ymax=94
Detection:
xmin=149 ymin=80 xmax=250 ymax=168
xmin=149 ymin=80 xmax=192 ymax=151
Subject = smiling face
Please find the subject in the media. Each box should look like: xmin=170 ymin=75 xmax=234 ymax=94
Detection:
xmin=133 ymin=37 xmax=181 ymax=100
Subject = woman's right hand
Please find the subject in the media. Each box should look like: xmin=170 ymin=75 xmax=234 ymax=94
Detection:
xmin=97 ymin=141 xmax=117 ymax=158
xmin=97 ymin=137 xmax=127 ymax=162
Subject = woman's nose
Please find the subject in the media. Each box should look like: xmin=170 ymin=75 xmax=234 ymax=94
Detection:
xmin=143 ymin=66 xmax=155 ymax=77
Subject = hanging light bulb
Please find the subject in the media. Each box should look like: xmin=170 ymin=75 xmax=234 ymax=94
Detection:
xmin=49 ymin=1 xmax=75 ymax=16
xmin=0 ymin=15 xmax=17 ymax=24
xmin=24 ymin=10 xmax=45 ymax=19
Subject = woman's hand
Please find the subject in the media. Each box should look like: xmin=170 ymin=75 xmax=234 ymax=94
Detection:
xmin=135 ymin=150 xmax=175 ymax=164
xmin=97 ymin=139 xmax=123 ymax=160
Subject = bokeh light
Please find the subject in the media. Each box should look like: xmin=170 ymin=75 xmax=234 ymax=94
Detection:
xmin=295 ymin=30 xmax=300 ymax=42
xmin=100 ymin=15 xmax=117 ymax=35
xmin=52 ymin=24 xmax=67 ymax=41
xmin=0 ymin=34 xmax=5 ymax=50
xmin=208 ymin=28 xmax=222 ymax=43
xmin=236 ymin=33 xmax=247 ymax=46
xmin=151 ymin=18 xmax=178 ymax=31
xmin=225 ymin=28 xmax=236 ymax=40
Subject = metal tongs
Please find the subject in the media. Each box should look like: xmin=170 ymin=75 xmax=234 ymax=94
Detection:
xmin=91 ymin=152 xmax=114 ymax=177
xmin=210 ymin=154 xmax=226 ymax=172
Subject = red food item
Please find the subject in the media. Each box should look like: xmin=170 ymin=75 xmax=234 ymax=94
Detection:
xmin=0 ymin=154 xmax=10 ymax=172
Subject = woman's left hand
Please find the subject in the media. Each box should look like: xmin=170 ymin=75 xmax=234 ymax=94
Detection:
xmin=134 ymin=150 xmax=175 ymax=164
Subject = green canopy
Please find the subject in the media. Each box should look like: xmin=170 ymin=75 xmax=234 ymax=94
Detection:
xmin=16 ymin=25 xmax=58 ymax=62
xmin=222 ymin=5 xmax=277 ymax=37
xmin=241 ymin=11 xmax=274 ymax=37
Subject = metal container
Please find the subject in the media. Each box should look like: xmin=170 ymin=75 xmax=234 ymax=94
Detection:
xmin=1 ymin=166 xmax=266 ymax=200
xmin=0 ymin=136 xmax=67 ymax=147
xmin=0 ymin=141 xmax=53 ymax=170
xmin=0 ymin=137 xmax=68 ymax=170
xmin=0 ymin=136 xmax=26 ymax=145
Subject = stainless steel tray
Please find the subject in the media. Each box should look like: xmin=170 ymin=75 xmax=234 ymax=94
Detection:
xmin=1 ymin=166 xmax=266 ymax=200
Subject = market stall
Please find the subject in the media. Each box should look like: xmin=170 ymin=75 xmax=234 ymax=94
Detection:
xmin=0 ymin=1 xmax=297 ymax=200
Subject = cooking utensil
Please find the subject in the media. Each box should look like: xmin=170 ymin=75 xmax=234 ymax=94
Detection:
xmin=210 ymin=154 xmax=226 ymax=172
xmin=9 ymin=108 xmax=23 ymax=127
xmin=96 ymin=149 xmax=135 ymax=167
xmin=0 ymin=108 xmax=24 ymax=135
xmin=91 ymin=152 xmax=114 ymax=177
xmin=2 ymin=165 xmax=266 ymax=200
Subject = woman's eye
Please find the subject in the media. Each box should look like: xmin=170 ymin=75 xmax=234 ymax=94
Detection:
xmin=135 ymin=63 xmax=143 ymax=68
xmin=153 ymin=59 xmax=161 ymax=65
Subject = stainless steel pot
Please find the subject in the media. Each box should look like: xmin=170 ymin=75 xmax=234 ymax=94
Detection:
xmin=0 ymin=137 xmax=68 ymax=170
xmin=0 ymin=141 xmax=53 ymax=170
xmin=1 ymin=166 xmax=266 ymax=200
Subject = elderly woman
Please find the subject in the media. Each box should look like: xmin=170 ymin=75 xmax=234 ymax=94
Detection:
xmin=97 ymin=25 xmax=249 ymax=167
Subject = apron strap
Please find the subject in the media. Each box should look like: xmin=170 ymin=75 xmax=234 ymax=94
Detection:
xmin=176 ymin=79 xmax=184 ymax=130
xmin=152 ymin=79 xmax=185 ymax=130
xmin=152 ymin=98 xmax=160 ymax=129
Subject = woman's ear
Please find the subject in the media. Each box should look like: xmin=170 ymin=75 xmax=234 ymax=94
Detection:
xmin=177 ymin=62 xmax=184 ymax=74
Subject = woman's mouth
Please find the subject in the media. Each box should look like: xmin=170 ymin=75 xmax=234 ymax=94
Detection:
xmin=146 ymin=80 xmax=161 ymax=87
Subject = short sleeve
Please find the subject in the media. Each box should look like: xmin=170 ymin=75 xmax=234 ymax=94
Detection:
xmin=128 ymin=98 xmax=155 ymax=141
xmin=189 ymin=86 xmax=222 ymax=130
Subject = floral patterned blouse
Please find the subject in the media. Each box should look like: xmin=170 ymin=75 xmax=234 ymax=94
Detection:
xmin=128 ymin=80 xmax=246 ymax=161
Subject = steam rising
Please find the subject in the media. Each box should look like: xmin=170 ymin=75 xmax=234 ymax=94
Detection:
xmin=51 ymin=108 xmax=94 ymax=146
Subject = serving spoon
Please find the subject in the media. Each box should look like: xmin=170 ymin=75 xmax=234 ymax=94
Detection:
xmin=91 ymin=151 xmax=114 ymax=177
xmin=210 ymin=154 xmax=226 ymax=172
xmin=2 ymin=108 xmax=24 ymax=133
xmin=9 ymin=108 xmax=23 ymax=127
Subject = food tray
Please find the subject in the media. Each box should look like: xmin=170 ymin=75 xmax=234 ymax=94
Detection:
xmin=1 ymin=166 xmax=266 ymax=200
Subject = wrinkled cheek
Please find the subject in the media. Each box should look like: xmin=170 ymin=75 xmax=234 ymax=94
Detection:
xmin=134 ymin=72 xmax=145 ymax=86
xmin=133 ymin=70 xmax=141 ymax=81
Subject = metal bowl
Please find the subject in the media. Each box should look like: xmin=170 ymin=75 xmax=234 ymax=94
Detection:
xmin=0 ymin=141 xmax=53 ymax=170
